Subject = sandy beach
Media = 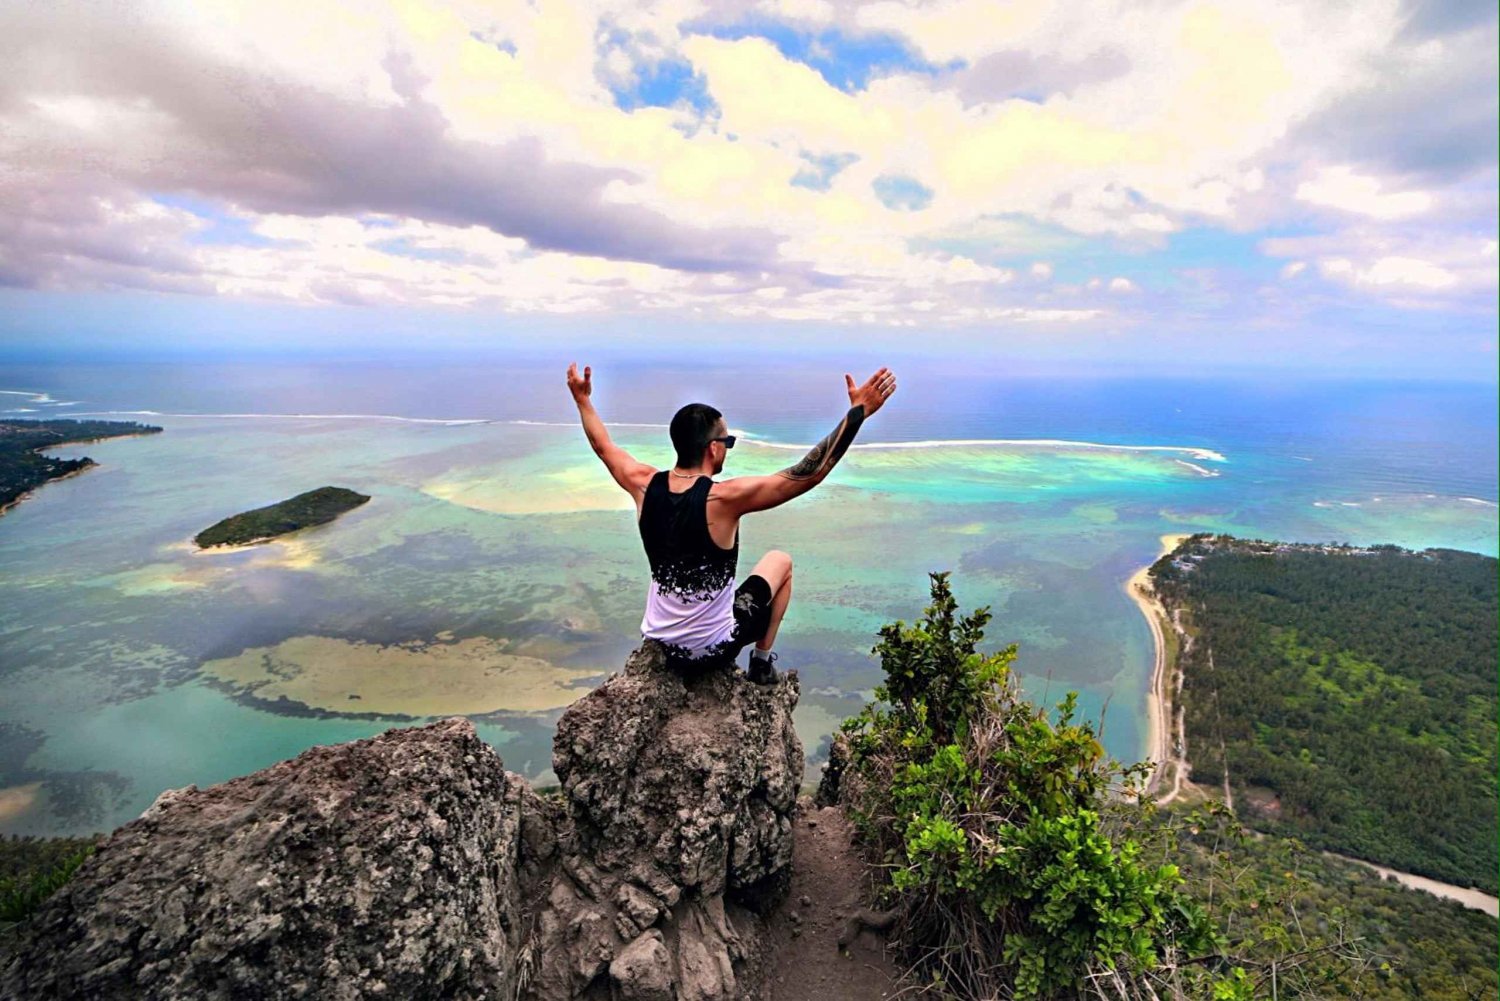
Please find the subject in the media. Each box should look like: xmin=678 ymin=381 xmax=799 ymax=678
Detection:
xmin=1126 ymin=533 xmax=1190 ymax=789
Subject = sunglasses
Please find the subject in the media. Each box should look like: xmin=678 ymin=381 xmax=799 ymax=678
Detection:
xmin=709 ymin=435 xmax=736 ymax=449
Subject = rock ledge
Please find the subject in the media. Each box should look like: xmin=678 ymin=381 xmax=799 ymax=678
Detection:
xmin=0 ymin=642 xmax=803 ymax=1001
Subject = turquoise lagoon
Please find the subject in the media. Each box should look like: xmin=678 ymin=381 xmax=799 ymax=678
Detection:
xmin=0 ymin=362 xmax=1494 ymax=836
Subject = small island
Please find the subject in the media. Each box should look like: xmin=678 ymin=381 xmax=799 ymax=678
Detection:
xmin=1 ymin=419 xmax=164 ymax=515
xmin=194 ymin=486 xmax=371 ymax=548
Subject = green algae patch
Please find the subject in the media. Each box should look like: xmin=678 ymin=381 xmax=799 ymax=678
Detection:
xmin=194 ymin=486 xmax=370 ymax=548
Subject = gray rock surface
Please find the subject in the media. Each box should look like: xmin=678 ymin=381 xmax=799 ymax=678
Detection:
xmin=0 ymin=717 xmax=548 ymax=1001
xmin=0 ymin=642 xmax=803 ymax=1001
xmin=534 ymin=641 xmax=803 ymax=1000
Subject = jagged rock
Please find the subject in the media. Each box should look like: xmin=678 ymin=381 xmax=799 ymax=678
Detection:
xmin=0 ymin=643 xmax=801 ymax=1001
xmin=0 ymin=718 xmax=543 ymax=1001
xmin=611 ymin=930 xmax=675 ymax=1001
xmin=554 ymin=641 xmax=801 ymax=894
xmin=534 ymin=641 xmax=803 ymax=1000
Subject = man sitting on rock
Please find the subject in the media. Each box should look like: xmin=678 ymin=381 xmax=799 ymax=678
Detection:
xmin=567 ymin=362 xmax=897 ymax=683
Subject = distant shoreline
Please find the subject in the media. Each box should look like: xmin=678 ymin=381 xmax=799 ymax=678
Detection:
xmin=0 ymin=421 xmax=162 ymax=518
xmin=1126 ymin=533 xmax=1190 ymax=794
xmin=0 ymin=462 xmax=95 ymax=517
xmin=1132 ymin=534 xmax=1500 ymax=918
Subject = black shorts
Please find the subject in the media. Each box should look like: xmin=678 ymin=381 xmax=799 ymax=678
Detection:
xmin=660 ymin=574 xmax=774 ymax=669
xmin=727 ymin=574 xmax=774 ymax=651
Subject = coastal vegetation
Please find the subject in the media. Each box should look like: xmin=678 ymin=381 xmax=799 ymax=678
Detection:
xmin=1149 ymin=535 xmax=1498 ymax=894
xmin=833 ymin=572 xmax=1226 ymax=1000
xmin=1166 ymin=804 xmax=1498 ymax=1001
xmin=194 ymin=485 xmax=371 ymax=548
xmin=833 ymin=570 xmax=1496 ymax=1000
xmin=0 ymin=419 xmax=162 ymax=513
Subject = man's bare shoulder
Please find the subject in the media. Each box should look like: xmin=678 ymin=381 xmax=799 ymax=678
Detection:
xmin=708 ymin=475 xmax=770 ymax=499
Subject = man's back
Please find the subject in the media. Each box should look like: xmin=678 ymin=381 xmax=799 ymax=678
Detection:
xmin=638 ymin=471 xmax=742 ymax=659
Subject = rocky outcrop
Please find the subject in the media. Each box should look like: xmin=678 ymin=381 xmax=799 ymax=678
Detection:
xmin=535 ymin=641 xmax=803 ymax=1001
xmin=0 ymin=642 xmax=803 ymax=1001
xmin=0 ymin=717 xmax=551 ymax=1000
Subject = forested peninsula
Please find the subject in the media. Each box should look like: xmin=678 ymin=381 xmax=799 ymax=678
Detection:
xmin=0 ymin=419 xmax=162 ymax=515
xmin=1148 ymin=534 xmax=1498 ymax=894
xmin=194 ymin=486 xmax=371 ymax=548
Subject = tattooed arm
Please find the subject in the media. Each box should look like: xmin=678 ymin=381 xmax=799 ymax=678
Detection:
xmin=779 ymin=404 xmax=866 ymax=480
xmin=719 ymin=368 xmax=895 ymax=516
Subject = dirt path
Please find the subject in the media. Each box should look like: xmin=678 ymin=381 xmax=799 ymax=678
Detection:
xmin=1324 ymin=852 xmax=1500 ymax=918
xmin=765 ymin=801 xmax=904 ymax=1001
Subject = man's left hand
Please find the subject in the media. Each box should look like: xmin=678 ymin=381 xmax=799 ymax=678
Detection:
xmin=845 ymin=367 xmax=896 ymax=417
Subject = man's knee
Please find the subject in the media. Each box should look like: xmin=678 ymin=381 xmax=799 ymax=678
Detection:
xmin=758 ymin=549 xmax=792 ymax=587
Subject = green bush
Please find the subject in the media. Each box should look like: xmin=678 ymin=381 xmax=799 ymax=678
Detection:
xmin=0 ymin=836 xmax=96 ymax=924
xmin=836 ymin=572 xmax=1230 ymax=999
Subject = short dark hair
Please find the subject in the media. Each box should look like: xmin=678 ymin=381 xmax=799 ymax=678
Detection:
xmin=670 ymin=403 xmax=723 ymax=467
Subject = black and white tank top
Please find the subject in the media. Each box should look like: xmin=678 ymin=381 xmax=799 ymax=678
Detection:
xmin=638 ymin=471 xmax=738 ymax=655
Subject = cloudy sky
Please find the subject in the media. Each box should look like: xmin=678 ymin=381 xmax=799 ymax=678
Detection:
xmin=1 ymin=0 xmax=1495 ymax=375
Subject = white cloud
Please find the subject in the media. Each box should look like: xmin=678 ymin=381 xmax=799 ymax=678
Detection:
xmin=758 ymin=0 xmax=835 ymax=23
xmin=0 ymin=0 xmax=1491 ymax=336
xmin=1296 ymin=165 xmax=1433 ymax=219
xmin=1318 ymin=255 xmax=1457 ymax=290
xmin=1263 ymin=228 xmax=1495 ymax=301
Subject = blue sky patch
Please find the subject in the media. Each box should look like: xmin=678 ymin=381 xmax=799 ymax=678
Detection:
xmin=152 ymin=194 xmax=283 ymax=248
xmin=609 ymin=57 xmax=715 ymax=114
xmin=792 ymin=152 xmax=859 ymax=191
xmin=693 ymin=20 xmax=945 ymax=92
xmin=369 ymin=238 xmax=473 ymax=265
xmin=469 ymin=31 xmax=516 ymax=56
xmin=917 ymin=216 xmax=1310 ymax=290
xmin=873 ymin=175 xmax=933 ymax=211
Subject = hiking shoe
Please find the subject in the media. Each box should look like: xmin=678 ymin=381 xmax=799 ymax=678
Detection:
xmin=747 ymin=651 xmax=779 ymax=685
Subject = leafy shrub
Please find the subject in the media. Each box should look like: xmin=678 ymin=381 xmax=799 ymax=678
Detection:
xmin=835 ymin=572 xmax=1230 ymax=999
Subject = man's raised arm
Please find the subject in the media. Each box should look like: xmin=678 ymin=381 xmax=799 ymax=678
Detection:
xmin=721 ymin=367 xmax=896 ymax=516
xmin=567 ymin=362 xmax=655 ymax=501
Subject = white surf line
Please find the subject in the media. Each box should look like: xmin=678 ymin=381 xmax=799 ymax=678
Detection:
xmin=0 ymin=389 xmax=79 ymax=407
xmin=1173 ymin=459 xmax=1221 ymax=478
xmin=0 ymin=389 xmax=55 ymax=405
xmin=68 ymin=409 xmax=497 ymax=426
xmin=745 ymin=436 xmax=1228 ymax=463
xmin=510 ymin=419 xmax=671 ymax=429
xmin=62 ymin=410 xmax=1231 ymax=463
xmin=65 ymin=410 xmax=679 ymax=430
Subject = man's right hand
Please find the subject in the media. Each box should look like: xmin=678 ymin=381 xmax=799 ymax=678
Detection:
xmin=567 ymin=362 xmax=593 ymax=404
xmin=845 ymin=367 xmax=897 ymax=417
